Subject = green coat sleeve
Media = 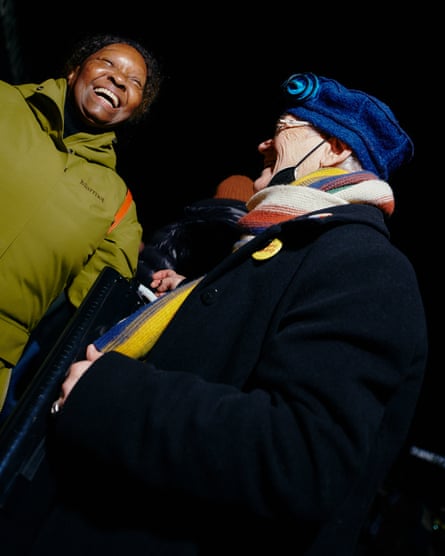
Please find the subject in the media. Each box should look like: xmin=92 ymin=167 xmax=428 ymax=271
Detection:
xmin=66 ymin=201 xmax=142 ymax=308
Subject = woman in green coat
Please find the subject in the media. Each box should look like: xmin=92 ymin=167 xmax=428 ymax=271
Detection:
xmin=0 ymin=33 xmax=162 ymax=412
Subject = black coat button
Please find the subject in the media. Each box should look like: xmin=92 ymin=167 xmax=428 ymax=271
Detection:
xmin=201 ymin=288 xmax=219 ymax=305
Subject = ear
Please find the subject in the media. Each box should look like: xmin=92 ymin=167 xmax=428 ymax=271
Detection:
xmin=66 ymin=67 xmax=79 ymax=87
xmin=320 ymin=137 xmax=352 ymax=167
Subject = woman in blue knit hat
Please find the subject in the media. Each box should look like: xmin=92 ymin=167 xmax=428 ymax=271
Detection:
xmin=151 ymin=73 xmax=412 ymax=294
xmin=21 ymin=73 xmax=427 ymax=556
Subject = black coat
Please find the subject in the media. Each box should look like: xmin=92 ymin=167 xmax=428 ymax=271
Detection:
xmin=30 ymin=204 xmax=428 ymax=555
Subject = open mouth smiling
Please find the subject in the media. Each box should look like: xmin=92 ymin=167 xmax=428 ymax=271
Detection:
xmin=94 ymin=87 xmax=120 ymax=108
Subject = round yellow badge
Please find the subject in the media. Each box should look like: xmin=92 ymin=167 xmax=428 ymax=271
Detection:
xmin=252 ymin=238 xmax=283 ymax=260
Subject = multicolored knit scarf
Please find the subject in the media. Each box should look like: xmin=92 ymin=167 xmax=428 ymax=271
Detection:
xmin=94 ymin=277 xmax=202 ymax=359
xmin=94 ymin=168 xmax=393 ymax=360
xmin=238 ymin=168 xmax=394 ymax=234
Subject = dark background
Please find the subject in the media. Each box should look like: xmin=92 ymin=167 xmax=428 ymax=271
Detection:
xmin=1 ymin=3 xmax=440 ymax=503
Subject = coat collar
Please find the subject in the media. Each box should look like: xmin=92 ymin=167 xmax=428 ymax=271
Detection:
xmin=15 ymin=78 xmax=118 ymax=170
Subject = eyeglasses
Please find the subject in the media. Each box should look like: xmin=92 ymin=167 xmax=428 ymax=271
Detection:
xmin=275 ymin=119 xmax=311 ymax=132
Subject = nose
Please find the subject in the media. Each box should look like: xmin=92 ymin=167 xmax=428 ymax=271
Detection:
xmin=258 ymin=139 xmax=273 ymax=155
xmin=258 ymin=139 xmax=276 ymax=169
xmin=108 ymin=71 xmax=127 ymax=90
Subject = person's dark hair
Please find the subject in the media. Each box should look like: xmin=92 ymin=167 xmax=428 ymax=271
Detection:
xmin=63 ymin=33 xmax=162 ymax=124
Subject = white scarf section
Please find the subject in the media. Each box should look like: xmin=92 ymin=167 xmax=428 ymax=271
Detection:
xmin=246 ymin=180 xmax=394 ymax=218
xmin=238 ymin=168 xmax=395 ymax=235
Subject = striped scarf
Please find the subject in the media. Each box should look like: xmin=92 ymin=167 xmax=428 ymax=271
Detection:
xmin=238 ymin=168 xmax=394 ymax=234
xmin=94 ymin=169 xmax=393 ymax=359
xmin=94 ymin=278 xmax=202 ymax=359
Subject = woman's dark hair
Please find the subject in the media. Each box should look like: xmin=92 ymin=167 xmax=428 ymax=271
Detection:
xmin=63 ymin=33 xmax=162 ymax=123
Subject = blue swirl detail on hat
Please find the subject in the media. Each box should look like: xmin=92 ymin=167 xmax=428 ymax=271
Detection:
xmin=281 ymin=73 xmax=414 ymax=180
xmin=283 ymin=72 xmax=321 ymax=102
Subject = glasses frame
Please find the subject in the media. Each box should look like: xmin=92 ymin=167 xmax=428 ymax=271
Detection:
xmin=275 ymin=118 xmax=311 ymax=132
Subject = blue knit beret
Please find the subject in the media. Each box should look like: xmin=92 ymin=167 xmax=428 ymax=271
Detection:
xmin=282 ymin=73 xmax=414 ymax=180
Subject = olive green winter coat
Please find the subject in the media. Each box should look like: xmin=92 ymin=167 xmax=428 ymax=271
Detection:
xmin=0 ymin=77 xmax=142 ymax=369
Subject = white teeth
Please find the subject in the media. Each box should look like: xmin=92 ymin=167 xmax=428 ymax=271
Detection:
xmin=94 ymin=87 xmax=119 ymax=108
